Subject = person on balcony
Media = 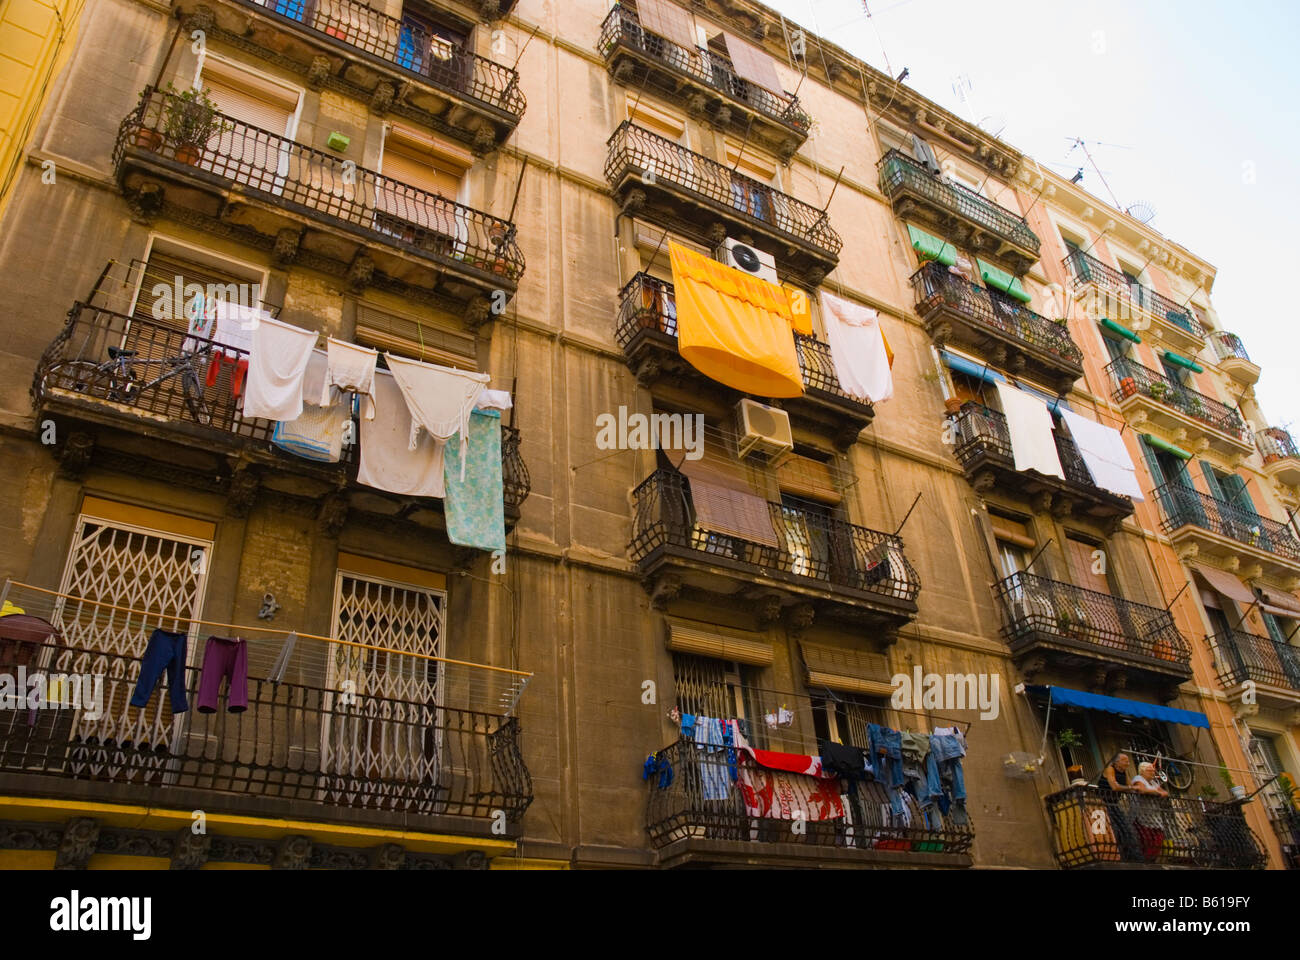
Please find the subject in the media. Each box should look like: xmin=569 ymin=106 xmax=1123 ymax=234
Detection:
xmin=1129 ymin=761 xmax=1169 ymax=798
xmin=1128 ymin=761 xmax=1171 ymax=862
xmin=1096 ymin=753 xmax=1143 ymax=861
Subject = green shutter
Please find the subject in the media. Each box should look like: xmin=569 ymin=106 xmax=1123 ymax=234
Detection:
xmin=1164 ymin=351 xmax=1205 ymax=374
xmin=907 ymin=225 xmax=957 ymax=267
xmin=1100 ymin=318 xmax=1141 ymax=344
xmin=976 ymin=259 xmax=1032 ymax=304
xmin=1200 ymin=461 xmax=1226 ymax=502
xmin=1220 ymin=471 xmax=1260 ymax=517
xmin=1138 ymin=437 xmax=1166 ymax=487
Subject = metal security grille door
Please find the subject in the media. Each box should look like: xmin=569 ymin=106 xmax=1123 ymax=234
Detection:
xmin=322 ymin=572 xmax=446 ymax=813
xmin=51 ymin=513 xmax=211 ymax=778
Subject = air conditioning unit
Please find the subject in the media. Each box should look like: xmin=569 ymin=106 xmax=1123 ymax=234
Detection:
xmin=716 ymin=237 xmax=779 ymax=286
xmin=736 ymin=399 xmax=794 ymax=463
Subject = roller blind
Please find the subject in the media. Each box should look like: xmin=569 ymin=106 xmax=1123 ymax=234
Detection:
xmin=379 ymin=143 xmax=462 ymax=198
xmin=202 ymin=72 xmax=296 ymax=135
xmin=907 ymin=224 xmax=957 ymax=266
xmin=354 ymin=304 xmax=477 ymax=368
xmin=800 ymin=641 xmax=892 ymax=697
xmin=977 ymin=259 xmax=1032 ymax=304
xmin=665 ymin=617 xmax=773 ymax=666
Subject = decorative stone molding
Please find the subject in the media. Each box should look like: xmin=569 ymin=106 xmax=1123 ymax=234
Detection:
xmin=346 ymin=252 xmax=375 ymax=293
xmin=647 ymin=572 xmax=682 ymax=610
xmin=225 ymin=466 xmax=260 ymax=518
xmin=371 ymin=843 xmax=406 ymax=870
xmin=171 ymin=830 xmax=212 ymax=871
xmin=307 ymin=56 xmax=332 ymax=89
xmin=464 ymin=295 xmax=493 ymax=333
xmin=757 ymin=594 xmax=783 ymax=625
xmin=786 ymin=602 xmax=816 ymax=636
xmin=317 ymin=493 xmax=349 ymax=538
xmin=272 ymin=228 xmax=301 ymax=266
xmin=370 ymin=81 xmax=396 ymax=116
xmin=56 ymin=431 xmax=95 ymax=479
xmin=54 ymin=818 xmax=100 ymax=870
xmin=274 ymin=834 xmax=314 ymax=870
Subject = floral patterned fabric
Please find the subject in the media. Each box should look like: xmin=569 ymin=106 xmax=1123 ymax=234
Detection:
xmin=444 ymin=409 xmax=505 ymax=553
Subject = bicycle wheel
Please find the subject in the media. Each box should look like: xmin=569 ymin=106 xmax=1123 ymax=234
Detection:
xmin=42 ymin=360 xmax=106 ymax=395
xmin=1164 ymin=758 xmax=1195 ymax=793
xmin=181 ymin=368 xmax=212 ymax=426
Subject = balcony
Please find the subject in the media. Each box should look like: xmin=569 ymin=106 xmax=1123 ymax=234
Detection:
xmin=115 ymin=88 xmax=524 ymax=314
xmin=173 ymin=0 xmax=525 ymax=152
xmin=605 ymin=122 xmax=842 ymax=286
xmin=1064 ymin=250 xmax=1204 ymax=353
xmin=646 ymin=738 xmax=972 ymax=868
xmin=615 ymin=273 xmax=873 ymax=446
xmin=630 ymin=469 xmax=919 ymax=631
xmin=911 ymin=262 xmax=1082 ymax=393
xmin=0 ymin=620 xmax=533 ymax=859
xmin=878 ymin=150 xmax=1040 ymax=274
xmin=1154 ymin=483 xmax=1300 ymax=583
xmin=1210 ymin=331 xmax=1260 ymax=387
xmin=1211 ymin=630 xmax=1300 ymax=708
xmin=1260 ymin=428 xmax=1300 ymax=488
xmin=1045 ymin=785 xmax=1267 ymax=869
xmin=32 ymin=303 xmax=531 ymax=527
xmin=993 ymin=573 xmax=1192 ymax=686
xmin=598 ymin=6 xmax=810 ymax=162
xmin=1106 ymin=359 xmax=1252 ymax=459
xmin=951 ymin=406 xmax=1134 ymax=524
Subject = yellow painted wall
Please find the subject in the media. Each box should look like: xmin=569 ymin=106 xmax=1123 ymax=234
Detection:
xmin=0 ymin=0 xmax=83 ymax=220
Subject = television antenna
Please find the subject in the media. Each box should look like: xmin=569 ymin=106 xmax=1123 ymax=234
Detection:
xmin=1126 ymin=200 xmax=1157 ymax=224
xmin=1065 ymin=136 xmax=1130 ymax=210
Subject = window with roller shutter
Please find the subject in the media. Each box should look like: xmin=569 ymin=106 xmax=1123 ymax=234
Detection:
xmin=353 ymin=302 xmax=478 ymax=369
xmin=374 ymin=129 xmax=470 ymax=247
xmin=197 ymin=65 xmax=299 ymax=193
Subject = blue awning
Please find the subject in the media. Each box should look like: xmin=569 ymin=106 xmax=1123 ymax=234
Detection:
xmin=942 ymin=351 xmax=1005 ymax=385
xmin=1027 ymin=685 xmax=1209 ymax=729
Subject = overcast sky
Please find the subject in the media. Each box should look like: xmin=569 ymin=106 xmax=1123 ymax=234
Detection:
xmin=768 ymin=0 xmax=1300 ymax=431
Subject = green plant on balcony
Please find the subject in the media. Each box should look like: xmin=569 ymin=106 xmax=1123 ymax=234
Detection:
xmin=1278 ymin=773 xmax=1299 ymax=810
xmin=1186 ymin=396 xmax=1205 ymax=419
xmin=1200 ymin=783 xmax=1220 ymax=799
xmin=1147 ymin=380 xmax=1168 ymax=402
xmin=1055 ymin=728 xmax=1083 ymax=750
xmin=161 ymin=83 xmax=225 ymax=164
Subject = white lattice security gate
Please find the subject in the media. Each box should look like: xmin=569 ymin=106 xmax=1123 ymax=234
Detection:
xmin=322 ymin=571 xmax=446 ymax=812
xmin=48 ymin=509 xmax=211 ymax=778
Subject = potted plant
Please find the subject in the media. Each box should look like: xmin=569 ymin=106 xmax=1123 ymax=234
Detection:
xmin=1147 ymin=381 xmax=1168 ymax=402
xmin=1279 ymin=773 xmax=1299 ymax=810
xmin=1220 ymin=764 xmax=1246 ymax=801
xmin=162 ymin=82 xmax=224 ymax=166
xmin=1199 ymin=783 xmax=1220 ymax=799
xmin=1119 ymin=376 xmax=1138 ymax=398
xmin=1056 ymin=729 xmax=1083 ymax=750
xmin=133 ymin=88 xmax=165 ymax=151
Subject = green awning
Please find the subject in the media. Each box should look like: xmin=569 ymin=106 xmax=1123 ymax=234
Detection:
xmin=1164 ymin=351 xmax=1204 ymax=375
xmin=1100 ymin=318 xmax=1141 ymax=344
xmin=1144 ymin=433 xmax=1192 ymax=460
xmin=976 ymin=259 xmax=1032 ymax=304
xmin=907 ymin=225 xmax=957 ymax=267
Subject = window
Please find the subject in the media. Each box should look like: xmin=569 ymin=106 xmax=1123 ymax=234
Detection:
xmin=397 ymin=6 xmax=465 ymax=77
xmin=353 ymin=301 xmax=477 ymax=368
xmin=374 ymin=125 xmax=473 ymax=250
xmin=671 ymin=652 xmax=765 ymax=745
xmin=197 ymin=59 xmax=301 ymax=193
xmin=1102 ymin=333 xmax=1131 ymax=365
xmin=1065 ymin=534 xmax=1112 ymax=596
xmin=810 ymin=693 xmax=886 ymax=749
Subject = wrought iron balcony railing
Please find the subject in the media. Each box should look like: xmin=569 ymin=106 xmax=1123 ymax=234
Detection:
xmin=598 ymin=6 xmax=810 ymax=135
xmin=1153 ymin=483 xmax=1300 ymax=561
xmin=1045 ymin=784 xmax=1267 ymax=869
xmin=950 ymin=405 xmax=1122 ymax=497
xmin=1211 ymin=331 xmax=1252 ymax=365
xmin=993 ymin=572 xmax=1190 ymax=666
xmin=1106 ymin=358 xmax=1249 ymax=443
xmin=32 ymin=304 xmax=531 ymax=514
xmin=234 ymin=0 xmax=525 ymax=119
xmin=116 ymin=88 xmax=525 ymax=285
xmin=0 ymin=635 xmax=533 ymax=826
xmin=614 ymin=273 xmax=857 ymax=404
xmin=1260 ymin=427 xmax=1300 ymax=462
xmin=1212 ymin=630 xmax=1300 ymax=692
xmin=630 ymin=469 xmax=919 ymax=605
xmin=877 ymin=150 xmax=1040 ymax=256
xmin=605 ymin=122 xmax=842 ymax=258
xmin=1063 ymin=249 xmax=1203 ymax=339
xmin=911 ymin=262 xmax=1082 ymax=367
xmin=646 ymin=738 xmax=973 ymax=855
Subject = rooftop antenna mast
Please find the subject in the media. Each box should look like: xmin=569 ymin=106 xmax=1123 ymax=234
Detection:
xmin=1068 ymin=137 xmax=1124 ymax=210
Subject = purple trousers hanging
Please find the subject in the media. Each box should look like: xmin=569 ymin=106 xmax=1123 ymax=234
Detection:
xmin=196 ymin=636 xmax=249 ymax=713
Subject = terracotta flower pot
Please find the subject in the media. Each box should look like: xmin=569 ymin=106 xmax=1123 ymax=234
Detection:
xmin=174 ymin=143 xmax=203 ymax=165
xmin=133 ymin=128 xmax=164 ymax=152
xmin=944 ymin=397 xmax=966 ymax=415
xmin=1120 ymin=377 xmax=1138 ymax=398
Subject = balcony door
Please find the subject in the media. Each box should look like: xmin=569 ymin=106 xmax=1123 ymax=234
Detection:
xmin=322 ymin=568 xmax=446 ymax=813
xmin=374 ymin=126 xmax=470 ymax=257
xmin=396 ymin=9 xmax=465 ymax=86
xmin=198 ymin=62 xmax=300 ymax=197
xmin=1202 ymin=463 xmax=1267 ymax=548
xmin=1245 ymin=733 xmax=1296 ymax=826
xmin=1141 ymin=439 xmax=1205 ymax=528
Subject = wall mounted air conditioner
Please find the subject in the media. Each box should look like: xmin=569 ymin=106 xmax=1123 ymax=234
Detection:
xmin=736 ymin=398 xmax=794 ymax=463
xmin=716 ymin=238 xmax=779 ymax=286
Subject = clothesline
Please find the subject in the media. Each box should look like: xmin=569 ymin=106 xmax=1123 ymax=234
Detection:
xmin=750 ymin=682 xmax=975 ymax=736
xmin=3 ymin=581 xmax=532 ymax=679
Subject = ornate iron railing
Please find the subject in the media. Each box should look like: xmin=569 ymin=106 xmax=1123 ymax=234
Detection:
xmin=1211 ymin=630 xmax=1300 ymax=692
xmin=1210 ymin=331 xmax=1252 ymax=365
xmin=234 ymin=0 xmax=525 ymax=118
xmin=950 ymin=404 xmax=1119 ymax=496
xmin=116 ymin=88 xmax=525 ymax=284
xmin=629 ymin=469 xmax=920 ymax=604
xmin=1260 ymin=427 xmax=1300 ymax=462
xmin=993 ymin=572 xmax=1189 ymax=666
xmin=614 ymin=273 xmax=857 ymax=403
xmin=32 ymin=303 xmax=530 ymax=513
xmin=1272 ymin=809 xmax=1300 ymax=870
xmin=645 ymin=738 xmax=972 ymax=854
xmin=1106 ymin=358 xmax=1249 ymax=443
xmin=605 ymin=122 xmax=842 ymax=256
xmin=1153 ymin=483 xmax=1300 ymax=561
xmin=1045 ymin=784 xmax=1267 ymax=869
xmin=598 ymin=6 xmax=810 ymax=134
xmin=1063 ymin=250 xmax=1203 ymax=339
xmin=877 ymin=150 xmax=1039 ymax=255
xmin=911 ymin=262 xmax=1081 ymax=367
xmin=0 ymin=636 xmax=533 ymax=824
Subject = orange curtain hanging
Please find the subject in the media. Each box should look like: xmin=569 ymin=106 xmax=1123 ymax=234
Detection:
xmin=669 ymin=243 xmax=804 ymax=398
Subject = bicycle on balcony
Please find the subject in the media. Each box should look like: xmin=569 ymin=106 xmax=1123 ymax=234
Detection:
xmin=1125 ymin=732 xmax=1195 ymax=793
xmin=43 ymin=340 xmax=217 ymax=427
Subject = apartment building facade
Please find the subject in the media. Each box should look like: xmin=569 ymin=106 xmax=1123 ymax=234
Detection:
xmin=0 ymin=0 xmax=1294 ymax=870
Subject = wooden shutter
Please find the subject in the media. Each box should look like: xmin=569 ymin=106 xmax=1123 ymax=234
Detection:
xmin=354 ymin=303 xmax=477 ymax=369
xmin=379 ymin=143 xmax=462 ymax=198
xmin=1065 ymin=537 xmax=1110 ymax=595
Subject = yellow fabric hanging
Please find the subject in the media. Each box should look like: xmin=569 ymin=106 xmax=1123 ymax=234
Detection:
xmin=669 ymin=243 xmax=804 ymax=398
xmin=784 ymin=284 xmax=814 ymax=336
xmin=882 ymin=329 xmax=895 ymax=368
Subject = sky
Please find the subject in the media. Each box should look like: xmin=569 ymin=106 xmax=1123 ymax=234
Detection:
xmin=766 ymin=0 xmax=1300 ymax=432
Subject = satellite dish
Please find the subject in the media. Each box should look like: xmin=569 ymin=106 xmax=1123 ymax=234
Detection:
xmin=1126 ymin=201 xmax=1157 ymax=224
